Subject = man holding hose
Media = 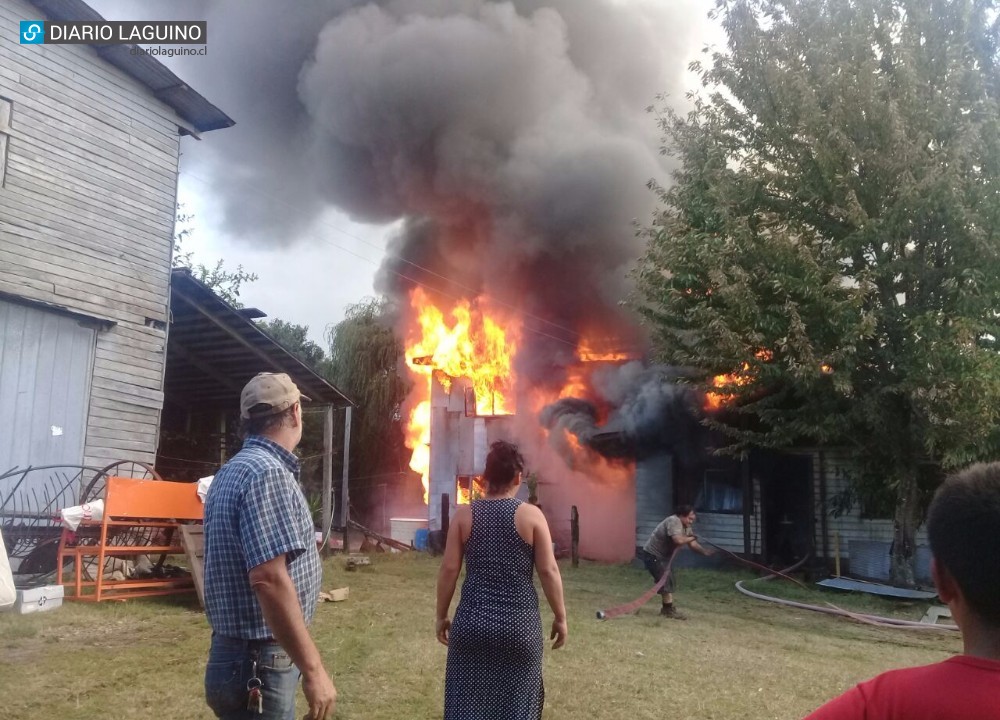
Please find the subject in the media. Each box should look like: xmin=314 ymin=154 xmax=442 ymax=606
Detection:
xmin=638 ymin=504 xmax=714 ymax=619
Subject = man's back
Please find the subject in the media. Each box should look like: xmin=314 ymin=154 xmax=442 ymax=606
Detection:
xmin=806 ymin=656 xmax=1000 ymax=719
xmin=203 ymin=435 xmax=320 ymax=639
xmin=643 ymin=514 xmax=690 ymax=559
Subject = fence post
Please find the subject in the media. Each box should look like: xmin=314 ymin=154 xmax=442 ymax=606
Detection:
xmin=571 ymin=505 xmax=579 ymax=568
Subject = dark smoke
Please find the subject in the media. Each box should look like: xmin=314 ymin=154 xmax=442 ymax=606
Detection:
xmin=541 ymin=363 xmax=704 ymax=462
xmin=139 ymin=0 xmax=708 ymax=383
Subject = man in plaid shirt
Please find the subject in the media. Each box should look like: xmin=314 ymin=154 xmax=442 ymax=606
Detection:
xmin=203 ymin=372 xmax=336 ymax=720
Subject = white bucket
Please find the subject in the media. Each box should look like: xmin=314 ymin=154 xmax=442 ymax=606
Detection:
xmin=389 ymin=517 xmax=429 ymax=549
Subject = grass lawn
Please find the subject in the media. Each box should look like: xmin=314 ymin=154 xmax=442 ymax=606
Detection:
xmin=0 ymin=554 xmax=960 ymax=719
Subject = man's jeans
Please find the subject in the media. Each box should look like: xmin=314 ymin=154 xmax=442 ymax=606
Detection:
xmin=638 ymin=548 xmax=676 ymax=596
xmin=205 ymin=634 xmax=300 ymax=720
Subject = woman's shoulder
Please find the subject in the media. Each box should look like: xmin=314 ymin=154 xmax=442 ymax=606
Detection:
xmin=514 ymin=500 xmax=544 ymax=521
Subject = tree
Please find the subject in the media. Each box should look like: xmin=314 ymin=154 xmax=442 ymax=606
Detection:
xmin=173 ymin=204 xmax=257 ymax=307
xmin=326 ymin=298 xmax=413 ymax=524
xmin=635 ymin=0 xmax=1000 ymax=585
xmin=257 ymin=318 xmax=327 ymax=370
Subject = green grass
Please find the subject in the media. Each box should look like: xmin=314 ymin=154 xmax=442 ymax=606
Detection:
xmin=0 ymin=555 xmax=960 ymax=719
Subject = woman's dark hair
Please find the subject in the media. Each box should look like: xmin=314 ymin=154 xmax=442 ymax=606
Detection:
xmin=483 ymin=441 xmax=525 ymax=495
xmin=674 ymin=504 xmax=695 ymax=518
xmin=238 ymin=405 xmax=296 ymax=440
xmin=927 ymin=462 xmax=1000 ymax=626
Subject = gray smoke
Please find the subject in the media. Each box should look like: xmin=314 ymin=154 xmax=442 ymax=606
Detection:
xmin=144 ymin=0 xmax=709 ymax=382
xmin=541 ymin=363 xmax=703 ymax=460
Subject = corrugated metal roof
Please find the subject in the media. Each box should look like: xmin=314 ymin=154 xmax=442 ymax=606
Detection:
xmin=27 ymin=0 xmax=234 ymax=133
xmin=167 ymin=268 xmax=354 ymax=409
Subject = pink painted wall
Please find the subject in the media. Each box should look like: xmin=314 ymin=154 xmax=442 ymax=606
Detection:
xmin=515 ymin=422 xmax=636 ymax=563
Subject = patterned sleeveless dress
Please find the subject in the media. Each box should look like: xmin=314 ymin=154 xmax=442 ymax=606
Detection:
xmin=444 ymin=497 xmax=544 ymax=720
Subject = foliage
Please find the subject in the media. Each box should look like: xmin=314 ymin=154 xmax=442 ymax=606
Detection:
xmin=257 ymin=318 xmax=327 ymax=370
xmin=173 ymin=203 xmax=258 ymax=307
xmin=635 ymin=0 xmax=1000 ymax=584
xmin=326 ymin=298 xmax=413 ymax=520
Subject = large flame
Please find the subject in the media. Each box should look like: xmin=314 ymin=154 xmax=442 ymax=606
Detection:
xmin=705 ymin=349 xmax=780 ymax=410
xmin=404 ymin=288 xmax=518 ymax=502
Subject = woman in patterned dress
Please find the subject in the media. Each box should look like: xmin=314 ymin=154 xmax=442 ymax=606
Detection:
xmin=436 ymin=441 xmax=568 ymax=719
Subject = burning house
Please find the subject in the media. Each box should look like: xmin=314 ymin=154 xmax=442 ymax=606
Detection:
xmin=159 ymin=2 xmax=885 ymax=566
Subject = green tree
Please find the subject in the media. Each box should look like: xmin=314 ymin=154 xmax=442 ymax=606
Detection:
xmin=635 ymin=0 xmax=1000 ymax=585
xmin=257 ymin=318 xmax=327 ymax=370
xmin=326 ymin=298 xmax=413 ymax=522
xmin=173 ymin=204 xmax=257 ymax=307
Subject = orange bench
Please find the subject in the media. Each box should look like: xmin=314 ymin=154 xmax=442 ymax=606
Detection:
xmin=56 ymin=476 xmax=203 ymax=602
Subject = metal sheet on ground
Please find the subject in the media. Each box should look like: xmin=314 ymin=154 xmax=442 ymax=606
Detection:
xmin=817 ymin=577 xmax=937 ymax=599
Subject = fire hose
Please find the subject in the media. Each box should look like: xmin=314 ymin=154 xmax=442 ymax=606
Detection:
xmin=696 ymin=535 xmax=959 ymax=633
xmin=597 ymin=535 xmax=958 ymax=632
xmin=595 ymin=546 xmax=680 ymax=620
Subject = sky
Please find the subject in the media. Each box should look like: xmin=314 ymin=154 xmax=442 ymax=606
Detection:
xmin=85 ymin=0 xmax=723 ymax=346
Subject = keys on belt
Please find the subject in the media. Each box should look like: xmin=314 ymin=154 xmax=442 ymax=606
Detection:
xmin=247 ymin=658 xmax=264 ymax=714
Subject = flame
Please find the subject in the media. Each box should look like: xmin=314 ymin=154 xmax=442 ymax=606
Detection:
xmin=705 ymin=350 xmax=772 ymax=410
xmin=405 ymin=288 xmax=517 ymax=416
xmin=577 ymin=337 xmax=635 ymax=363
xmin=456 ymin=476 xmax=484 ymax=505
xmin=559 ymin=367 xmax=588 ymax=399
xmin=705 ymin=366 xmax=753 ymax=410
xmin=404 ymin=288 xmax=518 ymax=502
xmin=406 ymin=400 xmax=431 ymax=503
xmin=704 ymin=351 xmax=832 ymax=410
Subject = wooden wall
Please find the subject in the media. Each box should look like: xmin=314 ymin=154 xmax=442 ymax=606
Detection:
xmin=0 ymin=0 xmax=186 ymax=467
xmin=810 ymin=448 xmax=928 ymax=560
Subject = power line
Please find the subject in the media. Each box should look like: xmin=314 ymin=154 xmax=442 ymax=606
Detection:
xmin=179 ymin=169 xmax=586 ymax=349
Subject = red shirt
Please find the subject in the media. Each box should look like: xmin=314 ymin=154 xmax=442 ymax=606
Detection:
xmin=805 ymin=656 xmax=1000 ymax=719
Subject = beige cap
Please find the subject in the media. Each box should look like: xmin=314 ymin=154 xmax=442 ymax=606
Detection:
xmin=240 ymin=372 xmax=311 ymax=419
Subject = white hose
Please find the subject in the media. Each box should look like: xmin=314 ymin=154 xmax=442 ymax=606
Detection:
xmin=734 ymin=579 xmax=959 ymax=632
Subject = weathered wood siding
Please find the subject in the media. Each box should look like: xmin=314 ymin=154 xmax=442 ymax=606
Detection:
xmin=809 ymin=448 xmax=928 ymax=560
xmin=634 ymin=453 xmax=673 ymax=550
xmin=0 ymin=0 xmax=186 ymax=467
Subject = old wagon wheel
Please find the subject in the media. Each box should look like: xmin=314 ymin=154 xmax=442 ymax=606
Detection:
xmin=80 ymin=460 xmax=162 ymax=504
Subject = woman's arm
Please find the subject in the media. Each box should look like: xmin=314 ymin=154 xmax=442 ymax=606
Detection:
xmin=531 ymin=508 xmax=567 ymax=649
xmin=435 ymin=506 xmax=469 ymax=645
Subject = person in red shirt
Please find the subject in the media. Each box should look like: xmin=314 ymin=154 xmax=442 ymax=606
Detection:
xmin=804 ymin=462 xmax=1000 ymax=719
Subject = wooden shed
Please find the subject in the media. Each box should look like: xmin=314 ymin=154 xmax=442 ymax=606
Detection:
xmin=0 ymin=0 xmax=232 ymax=475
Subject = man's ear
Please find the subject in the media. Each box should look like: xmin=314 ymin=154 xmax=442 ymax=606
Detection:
xmin=931 ymin=557 xmax=958 ymax=604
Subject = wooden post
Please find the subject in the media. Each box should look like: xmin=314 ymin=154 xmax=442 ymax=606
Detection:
xmin=741 ymin=455 xmax=752 ymax=558
xmin=818 ymin=450 xmax=830 ymax=571
xmin=571 ymin=505 xmax=579 ymax=568
xmin=441 ymin=493 xmax=450 ymax=539
xmin=321 ymin=405 xmax=334 ymax=557
xmin=340 ymin=406 xmax=353 ymax=552
xmin=833 ymin=530 xmax=841 ymax=578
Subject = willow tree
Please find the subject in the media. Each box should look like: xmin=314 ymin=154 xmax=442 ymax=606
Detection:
xmin=635 ymin=0 xmax=1000 ymax=585
xmin=326 ymin=298 xmax=412 ymax=523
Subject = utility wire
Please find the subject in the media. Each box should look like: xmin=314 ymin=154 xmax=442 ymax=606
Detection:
xmin=179 ymin=169 xmax=592 ymax=350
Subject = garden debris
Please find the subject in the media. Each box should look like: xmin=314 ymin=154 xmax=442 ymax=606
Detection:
xmin=345 ymin=554 xmax=371 ymax=571
xmin=347 ymin=520 xmax=412 ymax=552
xmin=318 ymin=587 xmax=349 ymax=602
xmin=921 ymin=605 xmax=953 ymax=625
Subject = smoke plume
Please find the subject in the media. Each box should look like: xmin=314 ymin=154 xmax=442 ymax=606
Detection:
xmin=541 ymin=362 xmax=703 ymax=461
xmin=162 ymin=0 xmax=710 ymax=381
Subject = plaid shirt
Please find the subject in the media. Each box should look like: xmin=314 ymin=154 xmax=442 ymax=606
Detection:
xmin=203 ymin=435 xmax=320 ymax=639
